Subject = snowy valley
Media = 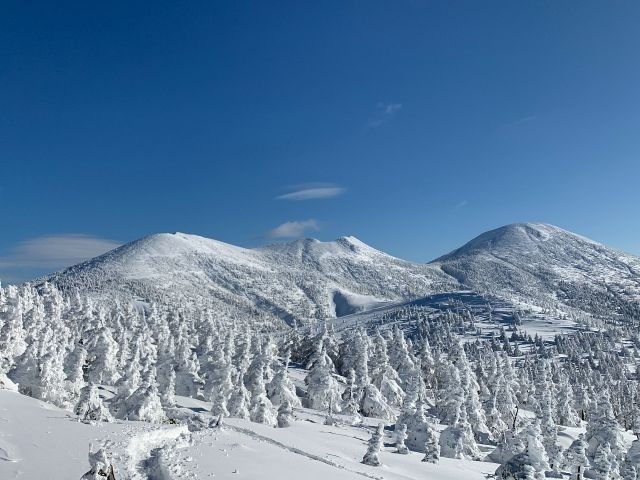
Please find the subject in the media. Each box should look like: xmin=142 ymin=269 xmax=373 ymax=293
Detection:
xmin=1 ymin=223 xmax=640 ymax=479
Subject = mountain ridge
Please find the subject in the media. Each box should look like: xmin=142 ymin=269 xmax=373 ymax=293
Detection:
xmin=431 ymin=222 xmax=640 ymax=319
xmin=44 ymin=231 xmax=457 ymax=329
xmin=41 ymin=223 xmax=640 ymax=327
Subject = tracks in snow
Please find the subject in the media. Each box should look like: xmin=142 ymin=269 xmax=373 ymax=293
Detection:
xmin=224 ymin=423 xmax=383 ymax=479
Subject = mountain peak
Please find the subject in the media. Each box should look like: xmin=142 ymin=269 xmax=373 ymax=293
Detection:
xmin=435 ymin=222 xmax=588 ymax=261
xmin=432 ymin=222 xmax=640 ymax=315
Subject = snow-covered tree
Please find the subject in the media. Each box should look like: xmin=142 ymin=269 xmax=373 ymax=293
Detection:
xmin=80 ymin=446 xmax=115 ymax=480
xmin=174 ymin=336 xmax=202 ymax=398
xmin=85 ymin=320 xmax=120 ymax=386
xmin=227 ymin=373 xmax=251 ymax=419
xmin=439 ymin=406 xmax=481 ymax=460
xmin=277 ymin=399 xmax=293 ymax=428
xmin=585 ymin=394 xmax=624 ymax=463
xmin=422 ymin=422 xmax=440 ymax=464
xmin=267 ymin=356 xmax=300 ymax=408
xmin=74 ymin=383 xmax=114 ymax=423
xmin=621 ymin=438 xmax=640 ymax=480
xmin=360 ymin=383 xmax=394 ymax=421
xmin=305 ymin=345 xmax=340 ymax=412
xmin=125 ymin=382 xmax=166 ymax=423
xmin=592 ymin=442 xmax=618 ymax=480
xmin=395 ymin=423 xmax=409 ymax=454
xmin=495 ymin=453 xmax=541 ymax=480
xmin=362 ymin=423 xmax=384 ymax=467
xmin=250 ymin=395 xmax=276 ymax=426
xmin=564 ymin=434 xmax=590 ymax=480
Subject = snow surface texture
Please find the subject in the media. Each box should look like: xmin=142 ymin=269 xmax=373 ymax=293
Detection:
xmin=0 ymin=390 xmax=499 ymax=480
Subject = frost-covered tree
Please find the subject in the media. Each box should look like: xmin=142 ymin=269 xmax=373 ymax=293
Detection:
xmin=395 ymin=394 xmax=433 ymax=452
xmin=37 ymin=334 xmax=71 ymax=408
xmin=206 ymin=346 xmax=234 ymax=417
xmin=125 ymin=382 xmax=166 ymax=423
xmin=74 ymin=383 xmax=114 ymax=423
xmin=495 ymin=453 xmax=540 ymax=480
xmin=340 ymin=329 xmax=371 ymax=388
xmin=362 ymin=423 xmax=384 ymax=467
xmin=485 ymin=393 xmax=509 ymax=440
xmin=305 ymin=345 xmax=340 ymax=412
xmin=422 ymin=422 xmax=440 ymax=464
xmin=9 ymin=342 xmax=40 ymax=397
xmin=341 ymin=369 xmax=361 ymax=416
xmin=436 ymin=359 xmax=464 ymax=425
xmin=158 ymin=365 xmax=176 ymax=408
xmin=621 ymin=438 xmax=640 ymax=480
xmin=439 ymin=405 xmax=481 ymax=460
xmin=81 ymin=447 xmax=115 ymax=480
xmin=65 ymin=343 xmax=88 ymax=399
xmin=585 ymin=393 xmax=624 ymax=463
xmin=227 ymin=373 xmax=251 ymax=419
xmin=85 ymin=318 xmax=120 ymax=386
xmin=174 ymin=336 xmax=202 ymax=398
xmin=277 ymin=399 xmax=293 ymax=428
xmin=564 ymin=434 xmax=590 ymax=480
xmin=556 ymin=373 xmax=580 ymax=427
xmin=514 ymin=420 xmax=549 ymax=478
xmin=267 ymin=355 xmax=300 ymax=408
xmin=387 ymin=326 xmax=415 ymax=384
xmin=395 ymin=423 xmax=409 ymax=454
xmin=360 ymin=383 xmax=394 ymax=421
xmin=250 ymin=395 xmax=276 ymax=426
xmin=539 ymin=385 xmax=563 ymax=475
xmin=592 ymin=442 xmax=618 ymax=480
xmin=0 ymin=286 xmax=26 ymax=371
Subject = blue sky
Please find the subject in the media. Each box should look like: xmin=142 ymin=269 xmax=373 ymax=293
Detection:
xmin=1 ymin=1 xmax=640 ymax=282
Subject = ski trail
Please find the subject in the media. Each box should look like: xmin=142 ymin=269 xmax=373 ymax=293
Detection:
xmin=224 ymin=424 xmax=383 ymax=479
xmin=126 ymin=425 xmax=189 ymax=480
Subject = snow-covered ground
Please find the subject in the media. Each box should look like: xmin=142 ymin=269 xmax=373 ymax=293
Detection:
xmin=0 ymin=389 xmax=501 ymax=480
xmin=333 ymin=290 xmax=579 ymax=341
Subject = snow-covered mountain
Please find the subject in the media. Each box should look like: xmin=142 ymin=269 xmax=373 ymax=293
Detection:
xmin=43 ymin=223 xmax=640 ymax=328
xmin=5 ymin=223 xmax=640 ymax=480
xmin=45 ymin=233 xmax=457 ymax=328
xmin=432 ymin=222 xmax=640 ymax=318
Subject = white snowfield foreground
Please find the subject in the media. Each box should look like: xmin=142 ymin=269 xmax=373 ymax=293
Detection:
xmin=0 ymin=389 xmax=499 ymax=480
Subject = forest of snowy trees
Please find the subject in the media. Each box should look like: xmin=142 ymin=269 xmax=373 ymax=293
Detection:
xmin=2 ymin=282 xmax=640 ymax=479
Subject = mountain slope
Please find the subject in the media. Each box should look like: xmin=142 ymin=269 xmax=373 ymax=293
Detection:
xmin=45 ymin=233 xmax=458 ymax=328
xmin=431 ymin=223 xmax=640 ymax=318
xmin=44 ymin=223 xmax=640 ymax=328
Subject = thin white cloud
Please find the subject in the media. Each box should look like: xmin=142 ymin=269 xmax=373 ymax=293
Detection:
xmin=367 ymin=102 xmax=403 ymax=128
xmin=277 ymin=183 xmax=345 ymax=201
xmin=277 ymin=186 xmax=345 ymax=201
xmin=268 ymin=219 xmax=320 ymax=238
xmin=456 ymin=200 xmax=468 ymax=208
xmin=508 ymin=115 xmax=537 ymax=127
xmin=0 ymin=234 xmax=121 ymax=270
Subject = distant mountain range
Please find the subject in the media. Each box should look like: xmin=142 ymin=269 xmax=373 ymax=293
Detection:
xmin=43 ymin=223 xmax=640 ymax=328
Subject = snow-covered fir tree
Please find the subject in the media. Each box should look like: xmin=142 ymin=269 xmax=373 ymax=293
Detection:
xmin=362 ymin=423 xmax=384 ymax=467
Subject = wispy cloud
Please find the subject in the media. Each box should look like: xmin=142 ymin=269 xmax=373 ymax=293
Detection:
xmin=0 ymin=234 xmax=121 ymax=282
xmin=267 ymin=219 xmax=320 ymax=238
xmin=508 ymin=115 xmax=537 ymax=128
xmin=367 ymin=102 xmax=403 ymax=128
xmin=277 ymin=183 xmax=345 ymax=201
xmin=456 ymin=200 xmax=468 ymax=208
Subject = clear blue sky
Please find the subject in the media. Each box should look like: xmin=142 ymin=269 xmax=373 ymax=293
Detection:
xmin=1 ymin=1 xmax=640 ymax=282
